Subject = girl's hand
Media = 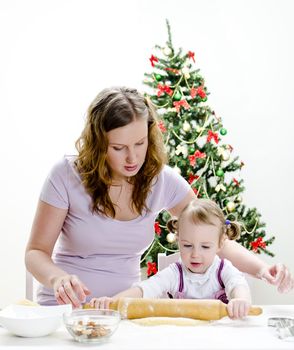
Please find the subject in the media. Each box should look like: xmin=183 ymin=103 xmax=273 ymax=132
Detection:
xmin=52 ymin=274 xmax=91 ymax=308
xmin=89 ymin=297 xmax=114 ymax=309
xmin=227 ymin=299 xmax=251 ymax=319
xmin=257 ymin=264 xmax=294 ymax=293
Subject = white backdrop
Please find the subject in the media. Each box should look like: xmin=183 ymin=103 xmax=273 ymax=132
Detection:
xmin=0 ymin=0 xmax=293 ymax=308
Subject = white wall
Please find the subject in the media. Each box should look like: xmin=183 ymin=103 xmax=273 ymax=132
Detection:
xmin=0 ymin=0 xmax=293 ymax=308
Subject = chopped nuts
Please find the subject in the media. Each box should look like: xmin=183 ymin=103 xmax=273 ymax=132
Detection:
xmin=71 ymin=320 xmax=111 ymax=339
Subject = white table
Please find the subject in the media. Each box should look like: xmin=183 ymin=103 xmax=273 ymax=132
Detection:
xmin=0 ymin=305 xmax=293 ymax=349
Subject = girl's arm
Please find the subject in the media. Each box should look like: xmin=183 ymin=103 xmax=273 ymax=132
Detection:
xmin=89 ymin=287 xmax=143 ymax=309
xmin=230 ymin=285 xmax=251 ymax=302
xmin=89 ymin=266 xmax=177 ymax=309
xmin=227 ymin=285 xmax=251 ymax=319
xmin=113 ymin=287 xmax=143 ymax=299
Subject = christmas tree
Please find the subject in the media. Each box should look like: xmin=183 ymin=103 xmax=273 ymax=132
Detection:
xmin=141 ymin=20 xmax=274 ymax=276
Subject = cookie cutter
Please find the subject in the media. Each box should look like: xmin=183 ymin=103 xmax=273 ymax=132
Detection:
xmin=268 ymin=317 xmax=294 ymax=340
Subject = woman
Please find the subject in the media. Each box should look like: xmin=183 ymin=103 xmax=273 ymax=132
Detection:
xmin=25 ymin=86 xmax=293 ymax=307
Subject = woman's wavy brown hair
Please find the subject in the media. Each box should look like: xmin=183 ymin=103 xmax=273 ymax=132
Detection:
xmin=75 ymin=86 xmax=167 ymax=217
xmin=167 ymin=198 xmax=240 ymax=245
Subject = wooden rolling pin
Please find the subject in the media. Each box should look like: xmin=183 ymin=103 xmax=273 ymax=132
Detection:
xmin=86 ymin=298 xmax=262 ymax=320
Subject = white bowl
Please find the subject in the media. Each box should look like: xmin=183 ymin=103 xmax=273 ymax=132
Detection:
xmin=0 ymin=304 xmax=72 ymax=337
xmin=63 ymin=309 xmax=120 ymax=343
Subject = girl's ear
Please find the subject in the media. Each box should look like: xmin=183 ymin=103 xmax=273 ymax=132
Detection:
xmin=218 ymin=235 xmax=226 ymax=251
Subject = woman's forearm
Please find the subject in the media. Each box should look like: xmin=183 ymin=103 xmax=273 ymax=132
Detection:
xmin=25 ymin=249 xmax=68 ymax=289
xmin=219 ymin=239 xmax=268 ymax=277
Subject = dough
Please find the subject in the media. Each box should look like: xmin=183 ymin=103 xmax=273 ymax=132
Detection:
xmin=15 ymin=299 xmax=40 ymax=306
xmin=131 ymin=317 xmax=209 ymax=326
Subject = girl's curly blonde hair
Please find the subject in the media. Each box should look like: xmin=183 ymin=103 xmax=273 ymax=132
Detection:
xmin=75 ymin=86 xmax=167 ymax=217
xmin=167 ymin=198 xmax=240 ymax=244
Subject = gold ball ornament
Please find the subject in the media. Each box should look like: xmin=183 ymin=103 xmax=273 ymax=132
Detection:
xmin=166 ymin=232 xmax=176 ymax=243
xmin=182 ymin=121 xmax=191 ymax=132
xmin=226 ymin=201 xmax=236 ymax=212
xmin=182 ymin=67 xmax=190 ymax=79
xmin=221 ymin=150 xmax=230 ymax=161
xmin=163 ymin=47 xmax=172 ymax=56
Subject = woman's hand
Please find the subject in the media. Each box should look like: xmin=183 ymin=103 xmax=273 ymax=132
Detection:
xmin=52 ymin=274 xmax=91 ymax=308
xmin=257 ymin=263 xmax=294 ymax=293
xmin=89 ymin=297 xmax=114 ymax=309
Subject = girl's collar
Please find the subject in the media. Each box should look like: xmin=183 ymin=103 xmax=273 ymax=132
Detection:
xmin=180 ymin=256 xmax=219 ymax=283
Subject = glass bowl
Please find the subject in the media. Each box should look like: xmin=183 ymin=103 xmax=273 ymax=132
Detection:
xmin=63 ymin=309 xmax=121 ymax=343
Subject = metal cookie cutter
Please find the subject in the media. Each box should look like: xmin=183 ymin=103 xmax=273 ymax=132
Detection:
xmin=268 ymin=317 xmax=294 ymax=340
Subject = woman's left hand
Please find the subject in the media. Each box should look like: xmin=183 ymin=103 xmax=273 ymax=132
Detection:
xmin=257 ymin=263 xmax=294 ymax=293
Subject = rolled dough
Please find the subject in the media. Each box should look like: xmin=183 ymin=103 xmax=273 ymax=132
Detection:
xmin=131 ymin=317 xmax=209 ymax=326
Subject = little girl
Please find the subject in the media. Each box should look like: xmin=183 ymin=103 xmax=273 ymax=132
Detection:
xmin=89 ymin=198 xmax=251 ymax=319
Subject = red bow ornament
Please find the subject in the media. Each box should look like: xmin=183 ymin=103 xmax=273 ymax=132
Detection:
xmin=158 ymin=120 xmax=167 ymax=133
xmin=188 ymin=173 xmax=199 ymax=184
xmin=154 ymin=221 xmax=162 ymax=235
xmin=191 ymin=86 xmax=206 ymax=99
xmin=250 ymin=237 xmax=266 ymax=252
xmin=165 ymin=67 xmax=180 ymax=74
xmin=147 ymin=262 xmax=158 ymax=276
xmin=157 ymin=84 xmax=173 ymax=97
xmin=173 ymin=100 xmax=191 ymax=113
xmin=207 ymin=130 xmax=219 ymax=144
xmin=188 ymin=150 xmax=206 ymax=167
xmin=149 ymin=54 xmax=158 ymax=67
xmin=188 ymin=51 xmax=195 ymax=63
xmin=233 ymin=178 xmax=240 ymax=186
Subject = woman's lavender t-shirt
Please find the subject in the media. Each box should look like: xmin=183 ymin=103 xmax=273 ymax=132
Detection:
xmin=37 ymin=156 xmax=191 ymax=305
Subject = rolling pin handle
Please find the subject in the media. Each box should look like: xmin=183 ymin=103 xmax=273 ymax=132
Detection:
xmin=109 ymin=300 xmax=119 ymax=311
